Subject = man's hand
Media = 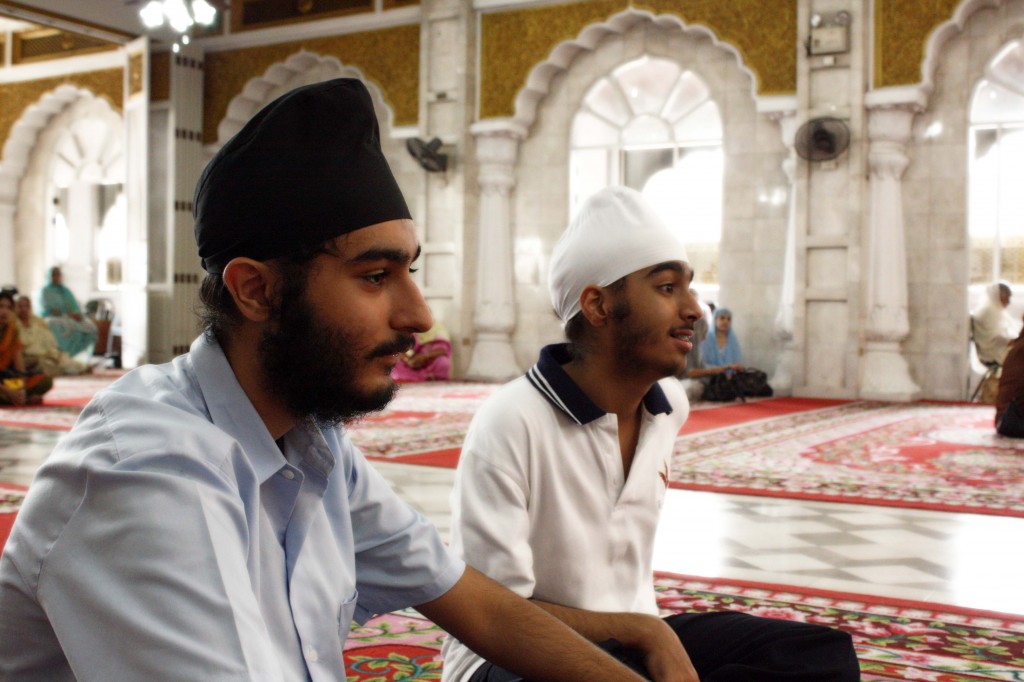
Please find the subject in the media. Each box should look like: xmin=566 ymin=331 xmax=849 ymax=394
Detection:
xmin=417 ymin=567 xmax=645 ymax=681
xmin=529 ymin=603 xmax=699 ymax=681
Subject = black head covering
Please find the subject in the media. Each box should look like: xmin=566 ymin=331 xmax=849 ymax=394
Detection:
xmin=193 ymin=78 xmax=411 ymax=274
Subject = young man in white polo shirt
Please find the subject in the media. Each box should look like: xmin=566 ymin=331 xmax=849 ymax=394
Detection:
xmin=442 ymin=187 xmax=860 ymax=681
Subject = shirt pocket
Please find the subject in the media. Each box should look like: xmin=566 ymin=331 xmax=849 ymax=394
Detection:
xmin=338 ymin=589 xmax=360 ymax=641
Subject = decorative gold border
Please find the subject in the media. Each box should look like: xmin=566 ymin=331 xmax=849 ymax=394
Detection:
xmin=0 ymin=0 xmax=134 ymax=40
xmin=874 ymin=0 xmax=960 ymax=88
xmin=11 ymin=27 xmax=117 ymax=64
xmin=203 ymin=24 xmax=419 ymax=144
xmin=0 ymin=68 xmax=123 ymax=156
xmin=230 ymin=0 xmax=418 ymax=33
xmin=479 ymin=0 xmax=796 ymax=120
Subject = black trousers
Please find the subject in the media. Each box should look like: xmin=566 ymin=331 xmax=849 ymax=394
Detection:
xmin=997 ymin=400 xmax=1024 ymax=438
xmin=467 ymin=611 xmax=860 ymax=682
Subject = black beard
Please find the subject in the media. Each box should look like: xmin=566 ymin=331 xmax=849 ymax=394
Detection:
xmin=258 ymin=287 xmax=413 ymax=430
xmin=611 ymin=299 xmax=687 ymax=379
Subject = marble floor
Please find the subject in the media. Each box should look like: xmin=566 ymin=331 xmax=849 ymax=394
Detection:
xmin=3 ymin=425 xmax=1023 ymax=616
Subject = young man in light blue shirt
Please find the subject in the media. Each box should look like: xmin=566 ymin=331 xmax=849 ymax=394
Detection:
xmin=0 ymin=79 xmax=647 ymax=682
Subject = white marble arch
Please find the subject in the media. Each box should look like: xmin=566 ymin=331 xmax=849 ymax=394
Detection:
xmin=502 ymin=6 xmax=773 ymax=133
xmin=864 ymin=0 xmax=1024 ymax=400
xmin=917 ymin=0 xmax=1016 ymax=98
xmin=0 ymin=86 xmax=123 ymax=296
xmin=207 ymin=51 xmax=421 ymax=241
xmin=468 ymin=7 xmax=786 ymax=376
xmin=213 ymin=51 xmax=402 ymax=149
xmin=868 ymin=0 xmax=1024 ymax=108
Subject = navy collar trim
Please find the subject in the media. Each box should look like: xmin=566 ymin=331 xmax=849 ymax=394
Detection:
xmin=525 ymin=344 xmax=673 ymax=425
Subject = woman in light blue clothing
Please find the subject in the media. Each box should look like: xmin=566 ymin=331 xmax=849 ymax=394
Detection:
xmin=38 ymin=266 xmax=97 ymax=357
xmin=700 ymin=307 xmax=744 ymax=371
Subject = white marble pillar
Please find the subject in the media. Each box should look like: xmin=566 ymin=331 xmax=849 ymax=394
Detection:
xmin=769 ymin=111 xmax=800 ymax=394
xmin=860 ymin=93 xmax=924 ymax=401
xmin=0 ymin=203 xmax=15 ymax=285
xmin=465 ymin=120 xmax=526 ymax=381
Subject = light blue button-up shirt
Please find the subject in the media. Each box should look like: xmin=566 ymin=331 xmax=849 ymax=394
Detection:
xmin=0 ymin=334 xmax=464 ymax=681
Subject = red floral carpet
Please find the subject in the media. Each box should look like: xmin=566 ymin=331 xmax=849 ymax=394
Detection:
xmin=0 ymin=370 xmax=125 ymax=431
xmin=671 ymin=400 xmax=1024 ymax=517
xmin=0 ymin=483 xmax=26 ymax=550
xmin=343 ymin=573 xmax=1024 ymax=681
xmin=4 ymin=377 xmax=1021 ymax=517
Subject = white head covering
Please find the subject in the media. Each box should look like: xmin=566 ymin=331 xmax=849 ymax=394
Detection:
xmin=548 ymin=186 xmax=688 ymax=322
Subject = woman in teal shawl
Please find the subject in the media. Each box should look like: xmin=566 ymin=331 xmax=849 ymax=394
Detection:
xmin=700 ymin=307 xmax=744 ymax=370
xmin=38 ymin=266 xmax=97 ymax=357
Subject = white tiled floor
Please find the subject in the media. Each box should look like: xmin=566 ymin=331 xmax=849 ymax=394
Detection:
xmin=5 ymin=428 xmax=1024 ymax=616
xmin=373 ymin=459 xmax=1024 ymax=616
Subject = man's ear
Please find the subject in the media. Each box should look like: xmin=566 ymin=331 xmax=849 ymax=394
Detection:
xmin=222 ymin=258 xmax=277 ymax=323
xmin=579 ymin=285 xmax=610 ymax=327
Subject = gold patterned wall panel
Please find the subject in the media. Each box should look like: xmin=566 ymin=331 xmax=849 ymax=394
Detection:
xmin=11 ymin=28 xmax=117 ymax=64
xmin=479 ymin=0 xmax=796 ymax=120
xmin=874 ymin=0 xmax=960 ymax=88
xmin=151 ymin=52 xmax=171 ymax=102
xmin=0 ymin=68 xmax=123 ymax=157
xmin=203 ymin=24 xmax=419 ymax=144
xmin=128 ymin=52 xmax=144 ymax=97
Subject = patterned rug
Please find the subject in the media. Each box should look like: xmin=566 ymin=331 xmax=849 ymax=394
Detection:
xmin=0 ymin=370 xmax=125 ymax=431
xmin=4 ymin=376 xmax=1021 ymax=517
xmin=671 ymin=400 xmax=1024 ymax=517
xmin=0 ymin=483 xmax=26 ymax=550
xmin=343 ymin=573 xmax=1024 ymax=681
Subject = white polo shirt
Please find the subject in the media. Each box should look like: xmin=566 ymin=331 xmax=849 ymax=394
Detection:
xmin=442 ymin=344 xmax=689 ymax=681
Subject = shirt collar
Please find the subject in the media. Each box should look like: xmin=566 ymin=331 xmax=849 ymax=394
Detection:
xmin=188 ymin=334 xmax=334 ymax=484
xmin=526 ymin=343 xmax=673 ymax=425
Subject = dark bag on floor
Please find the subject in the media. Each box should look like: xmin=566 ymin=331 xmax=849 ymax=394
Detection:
xmin=703 ymin=369 xmax=773 ymax=402
xmin=734 ymin=368 xmax=773 ymax=398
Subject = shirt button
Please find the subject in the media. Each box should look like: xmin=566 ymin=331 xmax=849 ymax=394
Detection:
xmin=306 ymin=646 xmax=318 ymax=663
xmin=281 ymin=469 xmax=295 ymax=480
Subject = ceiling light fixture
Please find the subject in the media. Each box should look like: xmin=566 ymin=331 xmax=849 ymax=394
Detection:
xmin=139 ymin=0 xmax=217 ymax=49
xmin=139 ymin=0 xmax=217 ymax=30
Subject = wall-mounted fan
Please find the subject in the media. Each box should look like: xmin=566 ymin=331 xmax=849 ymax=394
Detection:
xmin=794 ymin=117 xmax=850 ymax=162
xmin=406 ymin=137 xmax=448 ymax=173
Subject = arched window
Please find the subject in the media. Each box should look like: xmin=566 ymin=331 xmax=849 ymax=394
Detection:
xmin=569 ymin=56 xmax=723 ymax=284
xmin=969 ymin=41 xmax=1024 ymax=287
xmin=46 ymin=111 xmax=125 ymax=293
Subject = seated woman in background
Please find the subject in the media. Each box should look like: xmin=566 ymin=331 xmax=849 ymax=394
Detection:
xmin=392 ymin=320 xmax=452 ymax=382
xmin=697 ymin=307 xmax=772 ymax=401
xmin=701 ymin=307 xmax=745 ymax=371
xmin=39 ymin=265 xmax=97 ymax=358
xmin=15 ymin=295 xmax=88 ymax=376
xmin=0 ymin=291 xmax=53 ymax=405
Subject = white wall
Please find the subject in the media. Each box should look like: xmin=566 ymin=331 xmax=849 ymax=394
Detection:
xmin=904 ymin=1 xmax=1024 ymax=399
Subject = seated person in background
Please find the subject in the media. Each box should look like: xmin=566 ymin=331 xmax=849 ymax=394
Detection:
xmin=696 ymin=307 xmax=772 ymax=401
xmin=972 ymin=281 xmax=1016 ymax=366
xmin=443 ymin=186 xmax=859 ymax=682
xmin=392 ymin=320 xmax=452 ymax=381
xmin=995 ymin=318 xmax=1024 ymax=437
xmin=38 ymin=265 xmax=97 ymax=358
xmin=0 ymin=291 xmax=53 ymax=405
xmin=15 ymin=295 xmax=88 ymax=377
xmin=701 ymin=307 xmax=744 ymax=371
